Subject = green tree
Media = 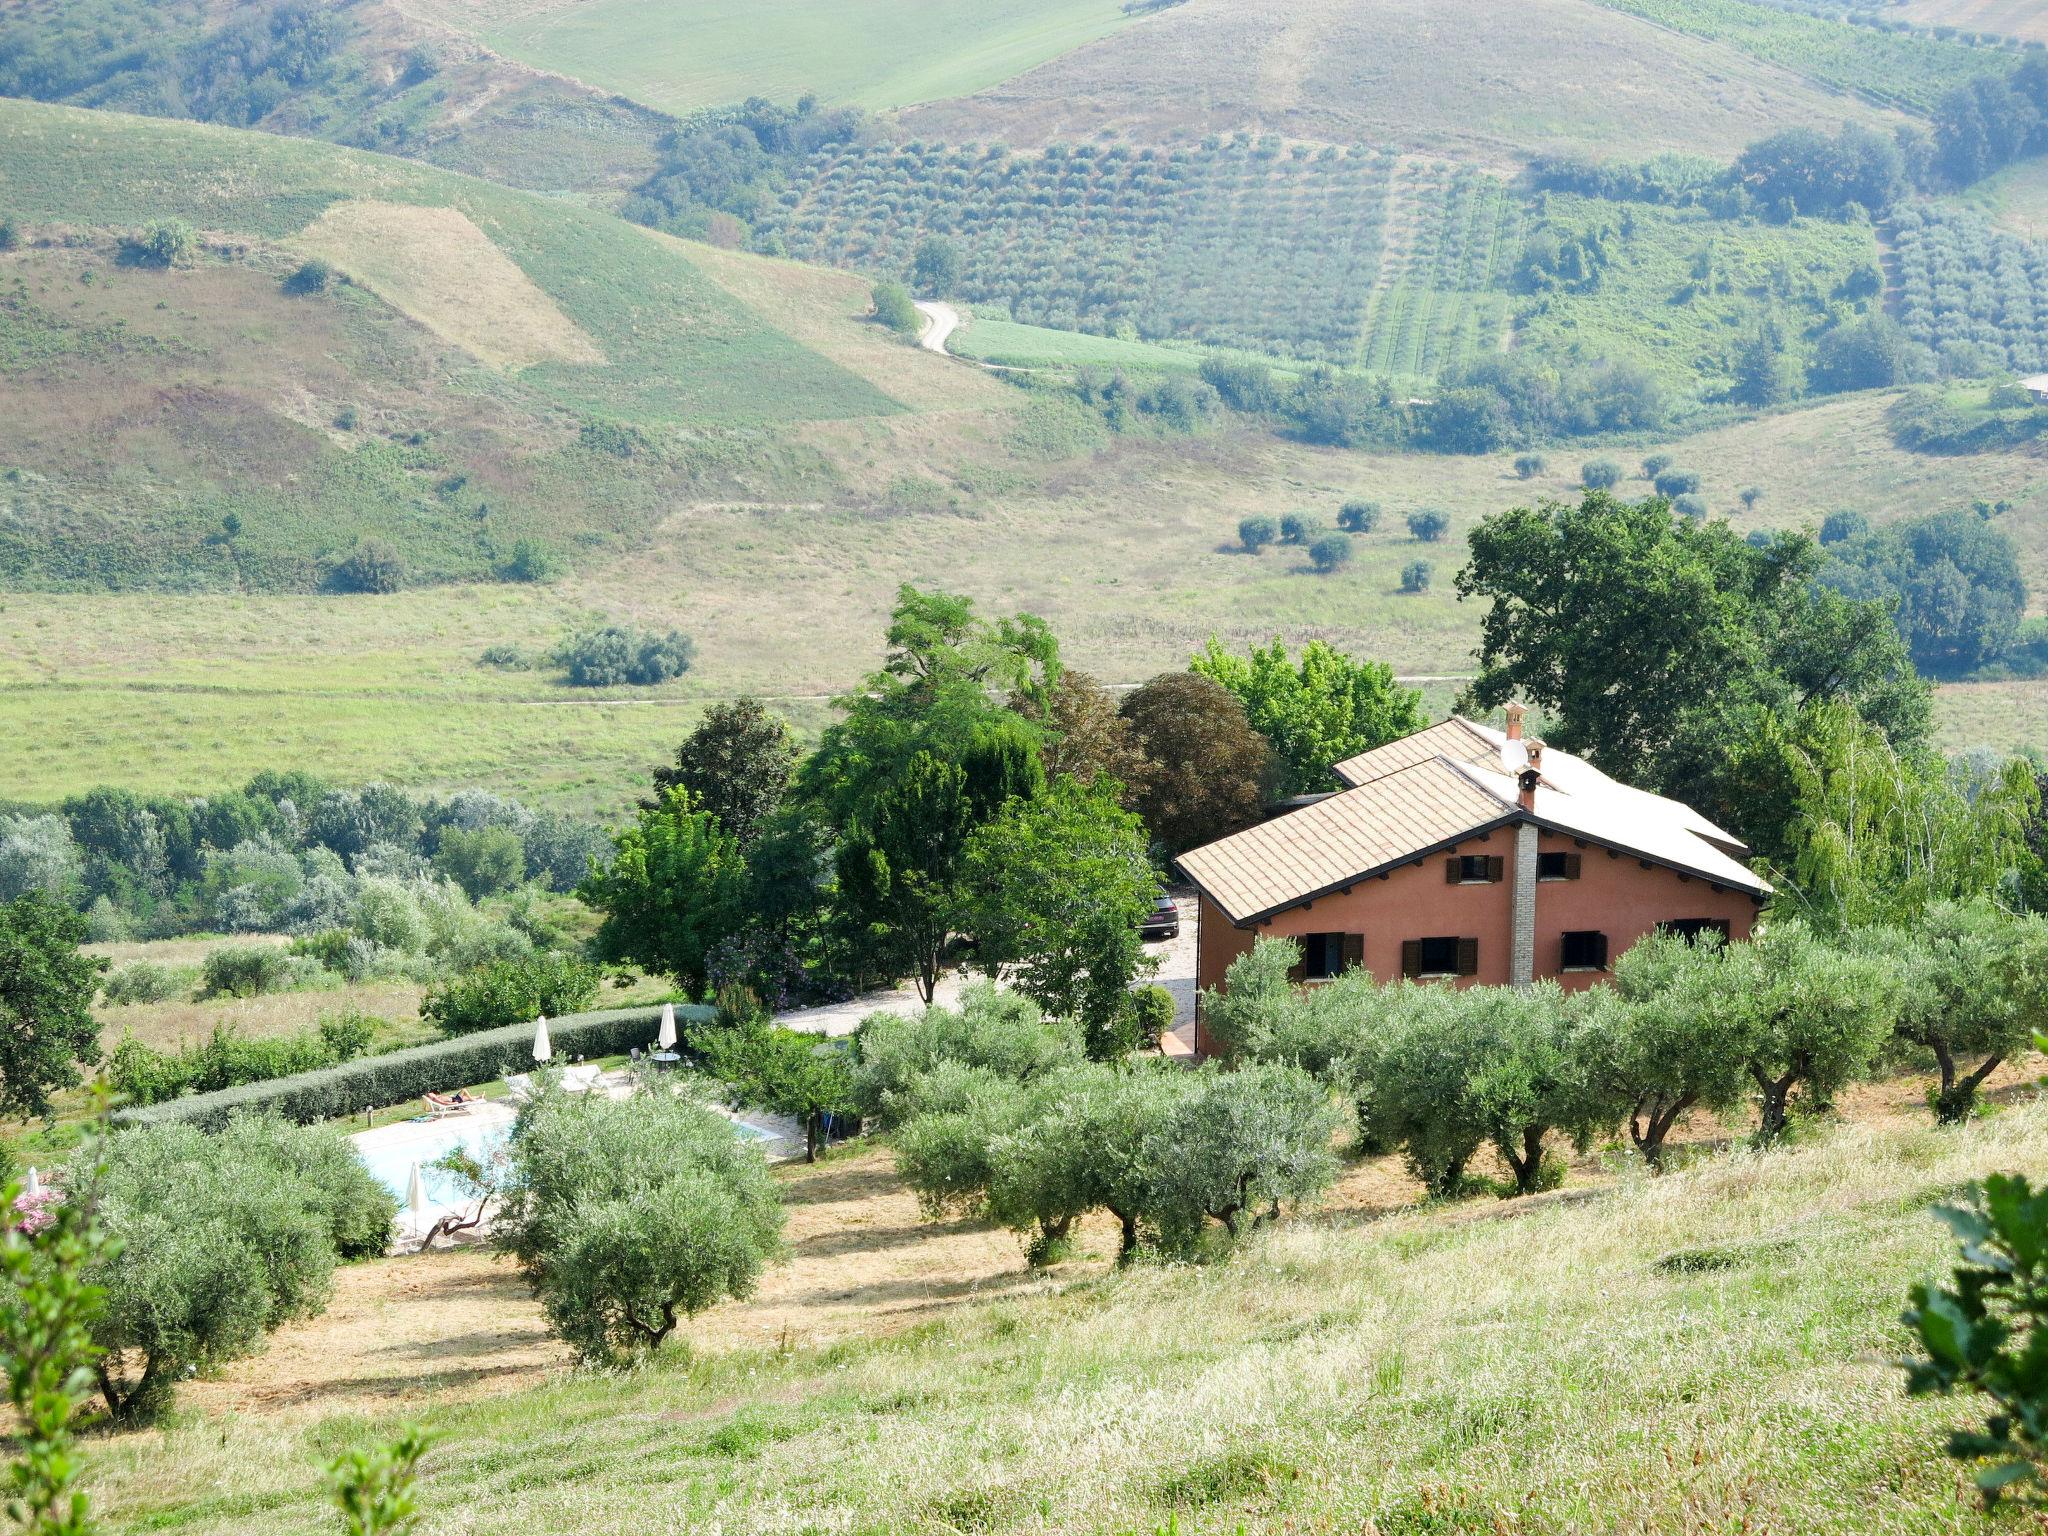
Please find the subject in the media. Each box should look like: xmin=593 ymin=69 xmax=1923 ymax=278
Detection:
xmin=1883 ymin=901 xmax=2048 ymax=1122
xmin=850 ymin=983 xmax=1081 ymax=1128
xmin=1142 ymin=1062 xmax=1341 ymax=1248
xmin=1591 ymin=930 xmax=1755 ymax=1169
xmin=1011 ymin=667 xmax=1152 ymax=800
xmin=1337 ymin=500 xmax=1379 ymax=533
xmin=1279 ymin=511 xmax=1322 ymax=545
xmin=579 ymin=788 xmax=746 ymax=997
xmin=431 ymin=825 xmax=526 ymax=900
xmin=128 ymin=219 xmax=193 ymax=268
xmin=1307 ymin=534 xmax=1354 ymax=573
xmin=1730 ymin=921 xmax=1897 ymax=1143
xmin=1400 ymin=559 xmax=1432 ymax=593
xmin=328 ymin=1430 xmax=428 ymax=1536
xmin=1119 ymin=673 xmax=1271 ymax=853
xmin=699 ymin=1021 xmax=855 ymax=1161
xmin=1407 ymin=509 xmax=1450 ymax=542
xmin=497 ymin=1092 xmax=785 ymax=1363
xmin=0 ymin=898 xmax=104 ymax=1122
xmin=1581 ymin=458 xmax=1623 ymax=490
xmin=1731 ymin=312 xmax=1799 ymax=406
xmin=961 ymin=777 xmax=1158 ymax=1058
xmin=1513 ymin=453 xmax=1546 ymax=479
xmin=331 ymin=540 xmax=403 ymax=595
xmin=870 ymin=281 xmax=919 ymax=335
xmin=647 ymin=697 xmax=797 ymax=848
xmin=911 ymin=235 xmax=962 ymax=296
xmin=1238 ymin=516 xmax=1278 ymax=552
xmin=1193 ymin=638 xmax=1425 ymax=797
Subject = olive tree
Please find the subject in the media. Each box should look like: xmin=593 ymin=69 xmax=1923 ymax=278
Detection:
xmin=850 ymin=982 xmax=1081 ymax=1128
xmin=1731 ymin=921 xmax=1897 ymax=1143
xmin=497 ymin=1091 xmax=785 ymax=1363
xmin=1881 ymin=901 xmax=2048 ymax=1123
xmin=1142 ymin=1061 xmax=1341 ymax=1247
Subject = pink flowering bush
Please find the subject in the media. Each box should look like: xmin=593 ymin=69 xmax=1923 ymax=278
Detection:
xmin=12 ymin=1187 xmax=62 ymax=1236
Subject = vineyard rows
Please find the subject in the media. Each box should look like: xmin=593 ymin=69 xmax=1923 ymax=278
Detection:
xmin=767 ymin=138 xmax=1519 ymax=372
xmin=1892 ymin=205 xmax=2048 ymax=372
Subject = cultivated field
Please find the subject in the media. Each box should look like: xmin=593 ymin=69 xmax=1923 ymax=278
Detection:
xmin=895 ymin=0 xmax=1906 ymax=162
xmin=1900 ymin=0 xmax=2048 ymax=44
xmin=73 ymin=1078 xmax=2048 ymax=1533
xmin=399 ymin=0 xmax=1141 ymax=114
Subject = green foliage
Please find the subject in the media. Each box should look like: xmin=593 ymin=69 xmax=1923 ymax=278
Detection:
xmin=1822 ymin=507 xmax=2027 ymax=676
xmin=1307 ymin=534 xmax=1353 ymax=573
xmin=495 ymin=538 xmax=560 ymax=584
xmin=419 ymin=953 xmax=600 ymax=1035
xmin=124 ymin=219 xmax=194 ymax=269
xmin=1894 ymin=207 xmax=2048 ymax=376
xmin=1336 ymin=500 xmax=1379 ymax=533
xmin=1237 ymin=516 xmax=1277 ymax=552
xmin=1513 ymin=453 xmax=1546 ymax=479
xmin=196 ymin=945 xmax=289 ymax=999
xmin=1730 ymin=123 xmax=1907 ymax=216
xmin=87 ymin=1116 xmax=392 ymax=1422
xmin=496 ymin=1091 xmax=785 ymax=1363
xmin=961 ymin=777 xmax=1157 ymax=1056
xmin=556 ymin=625 xmax=695 ymax=687
xmin=106 ymin=1016 xmax=376 ymax=1107
xmin=1193 ymin=638 xmax=1424 ymax=798
xmin=647 ymin=697 xmax=796 ymax=850
xmin=1406 ymin=509 xmax=1449 ymax=542
xmin=1400 ymin=559 xmax=1432 ymax=593
xmin=1809 ymin=313 xmax=1914 ymax=394
xmin=911 ymin=235 xmax=961 ymax=297
xmin=1671 ymin=493 xmax=1707 ymax=520
xmin=327 ymin=1429 xmax=428 ymax=1536
xmin=870 ymin=281 xmax=919 ymax=336
xmin=330 ymin=540 xmax=404 ymax=595
xmin=1581 ymin=458 xmax=1623 ymax=489
xmin=1119 ymin=673 xmax=1270 ymax=855
xmin=282 ymin=257 xmax=333 ymax=296
xmin=581 ymin=789 xmax=745 ymax=997
xmin=698 ymin=1020 xmax=855 ymax=1161
xmin=1728 ymin=920 xmax=1899 ymax=1143
xmin=1652 ymin=468 xmax=1700 ymax=497
xmin=1881 ymin=902 xmax=2048 ymax=1123
xmin=432 ymin=825 xmax=527 ymax=900
xmin=850 ymin=982 xmax=1081 ymax=1129
xmin=98 ymin=961 xmax=181 ymax=1006
xmin=0 ymin=1141 xmax=111 ymax=1536
xmin=1903 ymin=1172 xmax=2048 ymax=1506
xmin=1278 ymin=512 xmax=1322 ymax=546
xmin=0 ymin=897 xmax=104 ymax=1122
xmin=1128 ymin=984 xmax=1174 ymax=1050
xmin=111 ymin=1006 xmax=697 ymax=1130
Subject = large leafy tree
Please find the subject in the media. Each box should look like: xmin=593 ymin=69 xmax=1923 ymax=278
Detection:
xmin=646 ymin=696 xmax=797 ymax=849
xmin=961 ymin=777 xmax=1158 ymax=1056
xmin=1729 ymin=921 xmax=1899 ymax=1143
xmin=1118 ymin=672 xmax=1272 ymax=854
xmin=1882 ymin=901 xmax=2048 ymax=1123
xmin=1456 ymin=494 xmax=1926 ymax=807
xmin=1192 ymin=638 xmax=1425 ymax=796
xmin=0 ymin=896 xmax=104 ymax=1121
xmin=578 ymin=788 xmax=746 ymax=997
xmin=699 ymin=1021 xmax=856 ymax=1162
xmin=1011 ymin=667 xmax=1152 ymax=800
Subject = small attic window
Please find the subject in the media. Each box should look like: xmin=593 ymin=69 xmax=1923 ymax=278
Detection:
xmin=1537 ymin=851 xmax=1581 ymax=881
xmin=1447 ymin=854 xmax=1503 ymax=884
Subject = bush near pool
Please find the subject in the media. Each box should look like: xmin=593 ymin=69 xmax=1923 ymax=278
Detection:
xmin=111 ymin=1005 xmax=713 ymax=1131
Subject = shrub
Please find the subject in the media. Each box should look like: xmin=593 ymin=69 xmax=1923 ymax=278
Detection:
xmin=851 ymin=983 xmax=1082 ymax=1128
xmin=1279 ymin=512 xmax=1323 ymax=545
xmin=1820 ymin=508 xmax=1868 ymax=544
xmin=198 ymin=945 xmax=290 ymax=999
xmin=1739 ymin=486 xmax=1764 ymax=510
xmin=1128 ymin=984 xmax=1175 ymax=1049
xmin=105 ymin=1018 xmax=376 ymax=1106
xmin=1336 ymin=500 xmax=1379 ymax=533
xmin=871 ymin=280 xmax=920 ymax=335
xmin=331 ymin=540 xmax=404 ymax=595
xmin=1641 ymin=453 xmax=1672 ymax=480
xmin=1400 ymin=559 xmax=1433 ymax=593
xmin=1653 ymin=469 xmax=1701 ymax=498
xmin=86 ymin=1117 xmax=394 ymax=1423
xmin=284 ymin=258 xmax=333 ymax=295
xmin=420 ymin=952 xmax=601 ymax=1035
xmin=433 ymin=825 xmax=527 ymax=900
xmin=1902 ymin=1172 xmax=2048 ymax=1506
xmin=125 ymin=219 xmax=194 ymax=268
xmin=1581 ymin=458 xmax=1623 ymax=489
xmin=1672 ymin=493 xmax=1708 ymax=519
xmin=111 ymin=1006 xmax=702 ymax=1130
xmin=1406 ymin=509 xmax=1449 ymax=542
xmin=0 ymin=214 xmax=17 ymax=252
xmin=497 ymin=539 xmax=561 ymax=584
xmin=557 ymin=625 xmax=695 ymax=687
xmin=478 ymin=644 xmax=530 ymax=670
xmin=1513 ymin=453 xmax=1547 ymax=479
xmin=100 ymin=961 xmax=183 ymax=1006
xmin=495 ymin=1091 xmax=786 ymax=1363
xmin=1307 ymin=533 xmax=1353 ymax=573
xmin=1237 ymin=515 xmax=1277 ymax=552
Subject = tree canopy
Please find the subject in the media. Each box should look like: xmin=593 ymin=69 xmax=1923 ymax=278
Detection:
xmin=1192 ymin=638 xmax=1425 ymax=797
xmin=0 ymin=896 xmax=104 ymax=1121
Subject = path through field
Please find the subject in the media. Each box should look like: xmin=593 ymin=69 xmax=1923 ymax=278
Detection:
xmin=914 ymin=299 xmax=961 ymax=355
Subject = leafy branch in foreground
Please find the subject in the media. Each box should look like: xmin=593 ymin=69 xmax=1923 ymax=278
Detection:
xmin=1902 ymin=1158 xmax=2048 ymax=1505
xmin=327 ymin=1429 xmax=428 ymax=1536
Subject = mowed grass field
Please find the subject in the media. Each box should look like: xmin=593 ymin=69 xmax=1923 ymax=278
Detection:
xmin=1901 ymin=0 xmax=2048 ymax=44
xmin=896 ymin=0 xmax=1905 ymax=162
xmin=403 ymin=0 xmax=1140 ymax=112
xmin=6 ymin=389 xmax=2045 ymax=813
xmin=72 ymin=1092 xmax=2048 ymax=1534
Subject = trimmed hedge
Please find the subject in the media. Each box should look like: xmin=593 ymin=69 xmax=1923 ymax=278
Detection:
xmin=111 ymin=1005 xmax=714 ymax=1132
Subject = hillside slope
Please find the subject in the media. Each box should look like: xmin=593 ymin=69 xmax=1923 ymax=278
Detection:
xmin=895 ymin=0 xmax=1907 ymax=162
xmin=0 ymin=98 xmax=1008 ymax=592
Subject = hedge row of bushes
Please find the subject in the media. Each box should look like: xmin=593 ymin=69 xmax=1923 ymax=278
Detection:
xmin=111 ymin=1005 xmax=713 ymax=1131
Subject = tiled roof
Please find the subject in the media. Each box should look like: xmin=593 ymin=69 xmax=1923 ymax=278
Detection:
xmin=1177 ymin=756 xmax=1513 ymax=924
xmin=1331 ymin=717 xmax=1497 ymax=787
xmin=1180 ymin=715 xmax=1772 ymax=924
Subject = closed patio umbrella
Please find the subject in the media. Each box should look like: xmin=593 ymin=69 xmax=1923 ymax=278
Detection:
xmin=532 ymin=1015 xmax=553 ymax=1063
xmin=406 ymin=1161 xmax=426 ymax=1239
xmin=22 ymin=1167 xmax=39 ymax=1197
xmin=657 ymin=1002 xmax=677 ymax=1052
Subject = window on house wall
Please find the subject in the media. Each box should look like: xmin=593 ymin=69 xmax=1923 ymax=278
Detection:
xmin=1560 ymin=930 xmax=1609 ymax=971
xmin=1402 ymin=935 xmax=1477 ymax=978
xmin=1446 ymin=854 xmax=1504 ymax=884
xmin=1536 ymin=851 xmax=1582 ymax=881
xmin=1662 ymin=917 xmax=1732 ymax=944
xmin=1295 ymin=932 xmax=1363 ymax=980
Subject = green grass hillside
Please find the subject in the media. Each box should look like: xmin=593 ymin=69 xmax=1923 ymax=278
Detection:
xmin=404 ymin=0 xmax=1142 ymax=115
xmin=76 ymin=1101 xmax=2048 ymax=1533
xmin=0 ymin=98 xmax=961 ymax=592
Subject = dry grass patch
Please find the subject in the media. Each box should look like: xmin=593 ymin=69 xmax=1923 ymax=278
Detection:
xmin=93 ymin=979 xmax=429 ymax=1054
xmin=293 ymin=200 xmax=605 ymax=369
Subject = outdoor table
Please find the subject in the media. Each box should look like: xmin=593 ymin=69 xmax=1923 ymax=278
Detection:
xmin=649 ymin=1051 xmax=680 ymax=1068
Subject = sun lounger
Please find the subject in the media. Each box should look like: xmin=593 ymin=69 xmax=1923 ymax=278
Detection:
xmin=423 ymin=1089 xmax=478 ymax=1116
xmin=505 ymin=1072 xmax=536 ymax=1104
xmin=559 ymin=1064 xmax=603 ymax=1094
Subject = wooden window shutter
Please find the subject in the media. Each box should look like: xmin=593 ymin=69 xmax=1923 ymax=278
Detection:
xmin=1444 ymin=857 xmax=1460 ymax=884
xmin=1455 ymin=937 xmax=1479 ymax=976
xmin=1342 ymin=933 xmax=1365 ymax=972
xmin=1286 ymin=946 xmax=1307 ymax=984
xmin=1401 ymin=940 xmax=1423 ymax=979
xmin=1486 ymin=856 xmax=1505 ymax=882
xmin=1593 ymin=931 xmax=1609 ymax=969
xmin=1564 ymin=852 xmax=1582 ymax=880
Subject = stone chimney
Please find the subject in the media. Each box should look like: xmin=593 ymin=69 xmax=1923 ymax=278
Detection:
xmin=1504 ymin=702 xmax=1526 ymax=741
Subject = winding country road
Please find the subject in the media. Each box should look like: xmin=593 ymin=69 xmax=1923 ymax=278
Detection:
xmin=914 ymin=299 xmax=961 ymax=355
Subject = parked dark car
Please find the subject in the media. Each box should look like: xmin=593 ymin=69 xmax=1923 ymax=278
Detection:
xmin=1139 ymin=892 xmax=1180 ymax=940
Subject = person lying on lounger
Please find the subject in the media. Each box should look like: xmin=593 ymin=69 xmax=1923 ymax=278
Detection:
xmin=423 ymin=1088 xmax=482 ymax=1111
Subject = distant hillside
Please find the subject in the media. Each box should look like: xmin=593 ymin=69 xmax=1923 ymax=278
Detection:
xmin=0 ymin=98 xmax=1000 ymax=593
xmin=0 ymin=0 xmax=671 ymax=197
xmin=894 ymin=0 xmax=1914 ymax=163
